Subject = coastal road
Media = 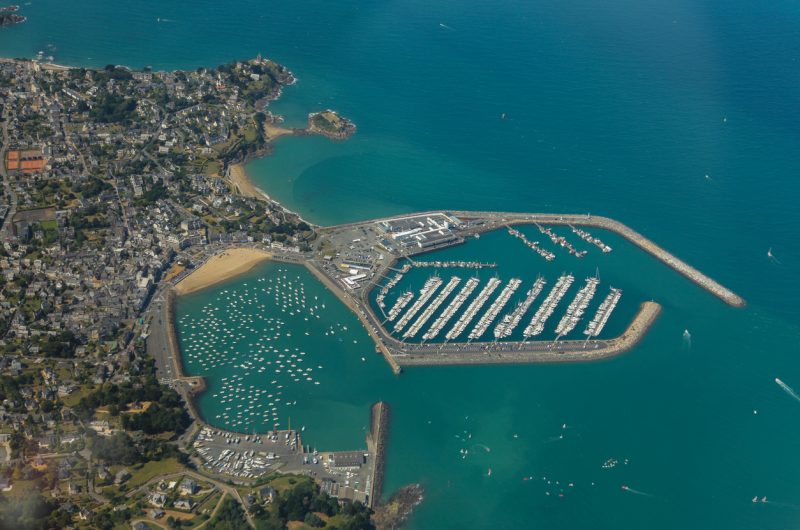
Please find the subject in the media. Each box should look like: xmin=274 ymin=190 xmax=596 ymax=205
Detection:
xmin=147 ymin=289 xmax=179 ymax=383
xmin=0 ymin=106 xmax=18 ymax=242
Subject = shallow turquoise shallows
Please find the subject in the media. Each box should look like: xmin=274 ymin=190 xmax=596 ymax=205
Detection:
xmin=5 ymin=0 xmax=800 ymax=527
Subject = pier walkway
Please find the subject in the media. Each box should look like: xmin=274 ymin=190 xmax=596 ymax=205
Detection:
xmin=394 ymin=302 xmax=661 ymax=366
xmin=450 ymin=211 xmax=745 ymax=308
xmin=305 ymin=256 xmax=662 ymax=369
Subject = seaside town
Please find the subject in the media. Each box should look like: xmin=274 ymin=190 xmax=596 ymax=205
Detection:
xmin=0 ymin=49 xmax=743 ymax=530
xmin=0 ymin=55 xmax=398 ymax=530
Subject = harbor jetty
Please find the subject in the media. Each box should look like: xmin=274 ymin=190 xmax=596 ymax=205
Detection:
xmin=585 ymin=287 xmax=622 ymax=337
xmin=449 ymin=211 xmax=745 ymax=308
xmin=395 ymin=301 xmax=661 ymax=366
xmin=523 ymin=274 xmax=574 ymax=338
xmin=423 ymin=277 xmax=480 ymax=341
xmin=320 ymin=210 xmax=745 ymax=308
xmin=161 ymin=209 xmax=743 ymax=382
xmin=494 ymin=277 xmax=547 ymax=339
xmin=367 ymin=402 xmax=390 ymax=507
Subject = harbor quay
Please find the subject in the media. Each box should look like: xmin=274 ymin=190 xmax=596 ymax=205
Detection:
xmin=308 ymin=209 xmax=745 ymax=370
xmin=450 ymin=211 xmax=746 ymax=308
xmin=146 ymin=272 xmax=385 ymax=507
xmin=148 ymin=209 xmax=738 ymax=504
xmin=307 ymin=254 xmax=661 ymax=369
xmin=394 ymin=302 xmax=661 ymax=366
xmin=319 ymin=210 xmax=745 ymax=308
xmin=156 ymin=210 xmax=742 ymax=377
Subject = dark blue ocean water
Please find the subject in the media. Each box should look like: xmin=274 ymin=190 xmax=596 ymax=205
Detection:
xmin=5 ymin=1 xmax=800 ymax=527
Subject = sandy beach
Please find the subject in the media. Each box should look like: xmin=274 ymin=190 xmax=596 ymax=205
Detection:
xmin=175 ymin=248 xmax=272 ymax=295
xmin=264 ymin=122 xmax=295 ymax=140
xmin=228 ymin=163 xmax=268 ymax=200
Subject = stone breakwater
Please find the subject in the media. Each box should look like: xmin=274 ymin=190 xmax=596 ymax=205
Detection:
xmin=304 ymin=261 xmax=403 ymax=374
xmin=322 ymin=210 xmax=745 ymax=308
xmin=306 ymin=257 xmax=660 ymax=370
xmin=367 ymin=401 xmax=391 ymax=507
xmin=162 ymin=288 xmax=206 ymax=423
xmin=453 ymin=211 xmax=746 ymax=308
xmin=394 ymin=301 xmax=661 ymax=367
xmin=164 ymin=288 xmax=183 ymax=377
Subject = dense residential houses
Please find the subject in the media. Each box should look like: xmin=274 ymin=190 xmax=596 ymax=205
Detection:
xmin=0 ymin=56 xmax=317 ymax=526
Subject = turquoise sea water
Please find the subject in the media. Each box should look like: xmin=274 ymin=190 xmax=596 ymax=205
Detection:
xmin=4 ymin=1 xmax=800 ymax=528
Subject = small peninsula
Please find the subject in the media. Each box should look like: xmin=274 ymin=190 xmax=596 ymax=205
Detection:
xmin=308 ymin=109 xmax=357 ymax=140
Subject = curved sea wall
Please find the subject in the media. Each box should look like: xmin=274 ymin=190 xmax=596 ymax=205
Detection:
xmin=455 ymin=211 xmax=746 ymax=308
xmin=393 ymin=301 xmax=662 ymax=367
xmin=322 ymin=210 xmax=745 ymax=309
xmin=303 ymin=261 xmax=402 ymax=374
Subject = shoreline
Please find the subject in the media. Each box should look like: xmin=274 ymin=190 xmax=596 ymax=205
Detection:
xmin=174 ymin=248 xmax=273 ymax=295
xmin=264 ymin=122 xmax=295 ymax=141
xmin=228 ymin=162 xmax=271 ymax=200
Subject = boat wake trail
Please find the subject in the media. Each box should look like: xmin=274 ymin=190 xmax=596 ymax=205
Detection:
xmin=621 ymin=485 xmax=655 ymax=498
xmin=439 ymin=23 xmax=454 ymax=31
xmin=472 ymin=444 xmax=491 ymax=453
xmin=767 ymin=248 xmax=782 ymax=265
xmin=775 ymin=378 xmax=800 ymax=403
xmin=756 ymin=495 xmax=800 ymax=509
xmin=762 ymin=499 xmax=800 ymax=510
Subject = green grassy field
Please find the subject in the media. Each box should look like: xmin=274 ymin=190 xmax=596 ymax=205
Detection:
xmin=127 ymin=458 xmax=186 ymax=489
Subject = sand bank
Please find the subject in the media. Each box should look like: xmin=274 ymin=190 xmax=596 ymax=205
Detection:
xmin=175 ymin=248 xmax=272 ymax=295
xmin=264 ymin=122 xmax=295 ymax=140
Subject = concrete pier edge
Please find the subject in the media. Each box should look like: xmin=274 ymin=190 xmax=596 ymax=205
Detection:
xmin=367 ymin=402 xmax=390 ymax=507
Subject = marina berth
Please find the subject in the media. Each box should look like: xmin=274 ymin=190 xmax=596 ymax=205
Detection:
xmin=585 ymin=287 xmax=622 ymax=337
xmin=393 ymin=276 xmax=443 ymax=333
xmin=523 ymin=274 xmax=575 ymax=338
xmin=387 ymin=291 xmax=414 ymax=321
xmin=554 ymin=276 xmax=600 ymax=336
xmin=536 ymin=223 xmax=588 ymax=258
xmin=403 ymin=276 xmax=461 ymax=339
xmin=494 ymin=277 xmax=547 ymax=339
xmin=423 ymin=277 xmax=480 ymax=341
xmin=507 ymin=226 xmax=556 ymax=261
xmin=468 ymin=278 xmax=522 ymax=340
xmin=376 ymin=269 xmax=406 ymax=315
xmin=445 ymin=277 xmax=502 ymax=340
xmin=412 ymin=260 xmax=497 ymax=269
xmin=570 ymin=225 xmax=612 ymax=253
xmin=376 ymin=270 xmax=407 ymax=309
